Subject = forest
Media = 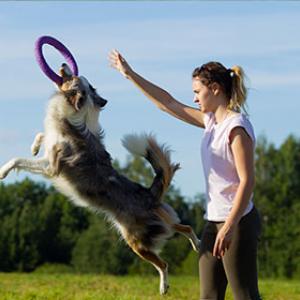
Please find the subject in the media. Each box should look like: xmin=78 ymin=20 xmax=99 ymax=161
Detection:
xmin=0 ymin=135 xmax=299 ymax=279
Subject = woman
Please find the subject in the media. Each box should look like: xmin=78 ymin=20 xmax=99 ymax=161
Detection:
xmin=109 ymin=50 xmax=261 ymax=300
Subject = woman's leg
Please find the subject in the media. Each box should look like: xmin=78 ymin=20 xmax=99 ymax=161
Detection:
xmin=221 ymin=207 xmax=262 ymax=300
xmin=199 ymin=222 xmax=228 ymax=300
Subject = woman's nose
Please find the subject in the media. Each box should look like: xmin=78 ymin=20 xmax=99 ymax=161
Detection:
xmin=193 ymin=95 xmax=198 ymax=103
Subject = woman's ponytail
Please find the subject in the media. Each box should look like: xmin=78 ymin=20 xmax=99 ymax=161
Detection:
xmin=228 ymin=66 xmax=248 ymax=114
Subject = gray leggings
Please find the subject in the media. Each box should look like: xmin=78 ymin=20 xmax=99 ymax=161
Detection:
xmin=199 ymin=207 xmax=262 ymax=300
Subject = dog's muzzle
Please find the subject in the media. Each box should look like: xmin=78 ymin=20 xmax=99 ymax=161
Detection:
xmin=95 ymin=95 xmax=108 ymax=108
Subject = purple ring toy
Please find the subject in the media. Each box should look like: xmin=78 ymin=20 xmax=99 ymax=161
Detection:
xmin=35 ymin=36 xmax=78 ymax=85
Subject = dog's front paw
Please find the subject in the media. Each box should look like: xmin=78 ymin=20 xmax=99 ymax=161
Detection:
xmin=0 ymin=170 xmax=7 ymax=180
xmin=0 ymin=160 xmax=16 ymax=179
xmin=31 ymin=145 xmax=39 ymax=156
xmin=31 ymin=133 xmax=44 ymax=156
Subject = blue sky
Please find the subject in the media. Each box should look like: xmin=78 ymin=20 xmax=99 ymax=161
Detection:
xmin=0 ymin=2 xmax=299 ymax=199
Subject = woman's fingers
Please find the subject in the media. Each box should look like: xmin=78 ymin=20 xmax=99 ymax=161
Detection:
xmin=112 ymin=49 xmax=119 ymax=57
xmin=218 ymin=240 xmax=225 ymax=257
xmin=110 ymin=49 xmax=123 ymax=64
xmin=108 ymin=50 xmax=124 ymax=68
xmin=213 ymin=236 xmax=231 ymax=258
xmin=213 ymin=238 xmax=221 ymax=258
xmin=108 ymin=49 xmax=131 ymax=78
xmin=108 ymin=56 xmax=122 ymax=73
xmin=108 ymin=53 xmax=118 ymax=64
xmin=213 ymin=225 xmax=235 ymax=258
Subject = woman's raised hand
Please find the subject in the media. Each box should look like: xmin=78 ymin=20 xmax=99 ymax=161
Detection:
xmin=109 ymin=49 xmax=132 ymax=78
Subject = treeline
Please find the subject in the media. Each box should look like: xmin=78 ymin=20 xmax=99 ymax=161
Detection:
xmin=0 ymin=135 xmax=299 ymax=278
xmin=255 ymin=135 xmax=300 ymax=278
xmin=0 ymin=157 xmax=205 ymax=276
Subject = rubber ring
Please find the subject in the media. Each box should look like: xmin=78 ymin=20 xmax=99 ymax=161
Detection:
xmin=35 ymin=35 xmax=78 ymax=85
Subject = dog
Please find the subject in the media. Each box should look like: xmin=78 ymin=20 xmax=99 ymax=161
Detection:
xmin=0 ymin=64 xmax=200 ymax=295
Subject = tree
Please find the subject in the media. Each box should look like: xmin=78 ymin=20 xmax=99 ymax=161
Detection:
xmin=37 ymin=190 xmax=90 ymax=265
xmin=255 ymin=135 xmax=300 ymax=278
xmin=72 ymin=215 xmax=134 ymax=274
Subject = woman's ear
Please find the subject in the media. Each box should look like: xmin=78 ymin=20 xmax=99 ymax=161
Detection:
xmin=211 ymin=82 xmax=220 ymax=96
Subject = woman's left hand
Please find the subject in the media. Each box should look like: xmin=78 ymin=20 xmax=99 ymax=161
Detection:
xmin=108 ymin=49 xmax=133 ymax=79
xmin=213 ymin=224 xmax=236 ymax=258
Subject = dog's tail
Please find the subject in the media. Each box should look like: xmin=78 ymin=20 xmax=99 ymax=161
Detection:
xmin=122 ymin=133 xmax=180 ymax=201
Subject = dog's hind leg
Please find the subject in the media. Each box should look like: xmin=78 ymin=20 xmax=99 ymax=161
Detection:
xmin=173 ymin=223 xmax=201 ymax=252
xmin=31 ymin=133 xmax=44 ymax=156
xmin=134 ymin=248 xmax=169 ymax=295
xmin=154 ymin=206 xmax=201 ymax=252
xmin=0 ymin=157 xmax=49 ymax=179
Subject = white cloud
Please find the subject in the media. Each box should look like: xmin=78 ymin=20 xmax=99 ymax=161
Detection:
xmin=0 ymin=7 xmax=299 ymax=103
xmin=1 ymin=10 xmax=300 ymax=62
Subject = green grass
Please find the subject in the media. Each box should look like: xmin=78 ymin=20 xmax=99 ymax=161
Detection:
xmin=0 ymin=273 xmax=299 ymax=300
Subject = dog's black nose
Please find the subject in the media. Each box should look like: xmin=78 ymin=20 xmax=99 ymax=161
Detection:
xmin=100 ymin=97 xmax=108 ymax=108
xmin=102 ymin=99 xmax=107 ymax=107
xmin=94 ymin=95 xmax=108 ymax=108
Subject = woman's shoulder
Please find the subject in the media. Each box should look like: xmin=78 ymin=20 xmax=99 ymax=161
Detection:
xmin=228 ymin=112 xmax=252 ymax=124
xmin=227 ymin=112 xmax=255 ymax=142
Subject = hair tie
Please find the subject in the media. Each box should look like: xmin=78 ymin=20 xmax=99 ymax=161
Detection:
xmin=227 ymin=68 xmax=235 ymax=78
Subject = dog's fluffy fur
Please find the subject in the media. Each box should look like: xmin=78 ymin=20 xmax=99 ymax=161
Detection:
xmin=0 ymin=64 xmax=200 ymax=294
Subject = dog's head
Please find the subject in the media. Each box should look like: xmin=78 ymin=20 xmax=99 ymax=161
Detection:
xmin=57 ymin=63 xmax=107 ymax=114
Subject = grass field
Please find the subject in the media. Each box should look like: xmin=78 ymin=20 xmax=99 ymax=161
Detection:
xmin=0 ymin=273 xmax=299 ymax=300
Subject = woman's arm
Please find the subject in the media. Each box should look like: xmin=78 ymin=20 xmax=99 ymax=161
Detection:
xmin=213 ymin=127 xmax=255 ymax=258
xmin=109 ymin=49 xmax=205 ymax=128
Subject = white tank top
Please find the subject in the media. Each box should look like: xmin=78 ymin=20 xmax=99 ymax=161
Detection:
xmin=201 ymin=112 xmax=255 ymax=221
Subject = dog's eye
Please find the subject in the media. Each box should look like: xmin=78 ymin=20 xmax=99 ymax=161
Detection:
xmin=65 ymin=89 xmax=77 ymax=98
xmin=89 ymin=84 xmax=96 ymax=92
xmin=82 ymin=90 xmax=86 ymax=96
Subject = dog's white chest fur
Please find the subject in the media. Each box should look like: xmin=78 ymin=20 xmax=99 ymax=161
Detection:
xmin=52 ymin=177 xmax=89 ymax=208
xmin=43 ymin=101 xmax=62 ymax=153
xmin=44 ymin=127 xmax=62 ymax=156
xmin=43 ymin=99 xmax=89 ymax=208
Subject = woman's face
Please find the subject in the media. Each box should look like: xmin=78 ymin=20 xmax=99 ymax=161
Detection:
xmin=192 ymin=77 xmax=215 ymax=113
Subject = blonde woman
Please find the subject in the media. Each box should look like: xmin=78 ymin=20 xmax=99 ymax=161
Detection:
xmin=109 ymin=50 xmax=261 ymax=300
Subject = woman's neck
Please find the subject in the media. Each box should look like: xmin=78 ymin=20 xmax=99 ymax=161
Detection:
xmin=214 ymin=105 xmax=230 ymax=124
